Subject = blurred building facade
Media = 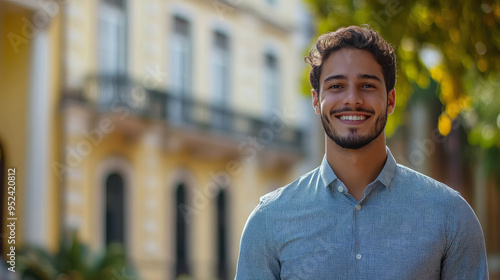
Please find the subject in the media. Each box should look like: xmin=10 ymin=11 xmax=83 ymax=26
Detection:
xmin=2 ymin=0 xmax=500 ymax=279
xmin=1 ymin=0 xmax=317 ymax=279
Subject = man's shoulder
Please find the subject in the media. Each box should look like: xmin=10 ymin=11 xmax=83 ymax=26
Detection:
xmin=393 ymin=163 xmax=463 ymax=202
xmin=258 ymin=166 xmax=321 ymax=210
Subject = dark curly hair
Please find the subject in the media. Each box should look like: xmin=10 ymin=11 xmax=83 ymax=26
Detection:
xmin=305 ymin=25 xmax=396 ymax=95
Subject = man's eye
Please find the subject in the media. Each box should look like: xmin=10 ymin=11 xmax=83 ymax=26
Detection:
xmin=362 ymin=84 xmax=376 ymax=88
xmin=329 ymin=84 xmax=342 ymax=89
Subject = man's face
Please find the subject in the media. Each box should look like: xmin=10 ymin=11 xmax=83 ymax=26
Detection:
xmin=312 ymin=48 xmax=396 ymax=150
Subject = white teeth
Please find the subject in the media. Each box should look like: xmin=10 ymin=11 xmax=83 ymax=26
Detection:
xmin=340 ymin=115 xmax=366 ymax=121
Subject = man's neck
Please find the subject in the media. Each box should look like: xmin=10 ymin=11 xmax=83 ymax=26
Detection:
xmin=325 ymin=135 xmax=388 ymax=201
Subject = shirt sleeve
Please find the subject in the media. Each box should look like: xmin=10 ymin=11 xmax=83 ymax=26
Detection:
xmin=441 ymin=194 xmax=489 ymax=279
xmin=235 ymin=202 xmax=280 ymax=279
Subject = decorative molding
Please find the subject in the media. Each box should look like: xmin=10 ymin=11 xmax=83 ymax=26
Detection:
xmin=210 ymin=15 xmax=233 ymax=38
xmin=262 ymin=39 xmax=281 ymax=58
xmin=169 ymin=1 xmax=195 ymax=22
xmin=5 ymin=0 xmax=42 ymax=11
xmin=66 ymin=190 xmax=84 ymax=206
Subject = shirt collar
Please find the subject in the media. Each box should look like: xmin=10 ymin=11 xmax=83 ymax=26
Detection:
xmin=319 ymin=155 xmax=338 ymax=188
xmin=377 ymin=147 xmax=397 ymax=188
xmin=319 ymin=146 xmax=397 ymax=189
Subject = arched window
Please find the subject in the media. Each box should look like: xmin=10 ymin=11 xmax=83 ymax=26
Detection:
xmin=216 ymin=189 xmax=228 ymax=280
xmin=105 ymin=172 xmax=125 ymax=245
xmin=175 ymin=183 xmax=190 ymax=276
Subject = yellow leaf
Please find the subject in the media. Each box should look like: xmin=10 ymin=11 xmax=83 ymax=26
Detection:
xmin=438 ymin=114 xmax=452 ymax=136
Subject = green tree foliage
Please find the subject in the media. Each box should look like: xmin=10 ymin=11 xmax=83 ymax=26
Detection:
xmin=303 ymin=0 xmax=500 ymax=153
xmin=17 ymin=232 xmax=136 ymax=280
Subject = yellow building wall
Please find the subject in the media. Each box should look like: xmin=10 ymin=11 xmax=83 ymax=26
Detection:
xmin=0 ymin=0 xmax=63 ymax=253
xmin=64 ymin=0 xmax=98 ymax=88
xmin=0 ymin=7 xmax=33 ymax=251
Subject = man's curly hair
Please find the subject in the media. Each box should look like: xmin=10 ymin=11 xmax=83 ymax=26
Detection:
xmin=305 ymin=25 xmax=396 ymax=95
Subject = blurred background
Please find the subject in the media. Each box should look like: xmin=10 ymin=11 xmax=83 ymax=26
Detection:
xmin=0 ymin=0 xmax=499 ymax=279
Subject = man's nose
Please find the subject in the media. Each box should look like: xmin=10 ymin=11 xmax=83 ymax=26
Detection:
xmin=343 ymin=86 xmax=363 ymax=107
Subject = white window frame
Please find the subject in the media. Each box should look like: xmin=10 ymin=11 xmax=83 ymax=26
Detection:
xmin=210 ymin=30 xmax=231 ymax=127
xmin=263 ymin=52 xmax=280 ymax=116
xmin=98 ymin=1 xmax=126 ymax=75
xmin=170 ymin=16 xmax=192 ymax=96
xmin=168 ymin=15 xmax=193 ymax=122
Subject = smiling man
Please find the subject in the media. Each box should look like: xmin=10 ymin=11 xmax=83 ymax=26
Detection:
xmin=235 ymin=26 xmax=488 ymax=279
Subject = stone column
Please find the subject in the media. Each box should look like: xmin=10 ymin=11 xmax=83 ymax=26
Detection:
xmin=24 ymin=27 xmax=51 ymax=247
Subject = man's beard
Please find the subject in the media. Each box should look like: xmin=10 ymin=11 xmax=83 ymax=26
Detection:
xmin=320 ymin=106 xmax=387 ymax=150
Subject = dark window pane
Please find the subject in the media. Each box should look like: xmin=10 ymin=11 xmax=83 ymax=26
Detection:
xmin=103 ymin=0 xmax=125 ymax=9
xmin=214 ymin=31 xmax=229 ymax=50
xmin=176 ymin=183 xmax=190 ymax=276
xmin=174 ymin=16 xmax=190 ymax=36
xmin=266 ymin=53 xmax=277 ymax=70
xmin=106 ymin=172 xmax=125 ymax=245
xmin=217 ymin=190 xmax=228 ymax=280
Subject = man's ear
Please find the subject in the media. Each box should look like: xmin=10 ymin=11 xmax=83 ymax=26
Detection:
xmin=387 ymin=89 xmax=396 ymax=115
xmin=312 ymin=89 xmax=320 ymax=115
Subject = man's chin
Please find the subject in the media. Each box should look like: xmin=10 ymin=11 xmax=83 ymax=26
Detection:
xmin=329 ymin=135 xmax=377 ymax=150
xmin=335 ymin=141 xmax=371 ymax=150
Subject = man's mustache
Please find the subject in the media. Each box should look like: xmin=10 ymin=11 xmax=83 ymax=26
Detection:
xmin=329 ymin=107 xmax=375 ymax=115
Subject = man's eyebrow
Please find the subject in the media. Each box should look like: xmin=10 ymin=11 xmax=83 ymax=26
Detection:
xmin=323 ymin=74 xmax=382 ymax=85
xmin=359 ymin=74 xmax=382 ymax=82
xmin=323 ymin=74 xmax=347 ymax=84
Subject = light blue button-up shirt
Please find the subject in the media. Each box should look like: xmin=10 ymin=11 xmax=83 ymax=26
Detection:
xmin=235 ymin=148 xmax=488 ymax=279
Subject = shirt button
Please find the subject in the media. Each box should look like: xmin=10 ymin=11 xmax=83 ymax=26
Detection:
xmin=356 ymin=254 xmax=362 ymax=260
xmin=337 ymin=186 xmax=344 ymax=193
xmin=355 ymin=204 xmax=362 ymax=211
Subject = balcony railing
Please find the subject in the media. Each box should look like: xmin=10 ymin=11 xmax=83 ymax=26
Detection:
xmin=64 ymin=75 xmax=304 ymax=152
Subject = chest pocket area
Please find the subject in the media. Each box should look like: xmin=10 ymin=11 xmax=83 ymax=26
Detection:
xmin=279 ymin=250 xmax=335 ymax=280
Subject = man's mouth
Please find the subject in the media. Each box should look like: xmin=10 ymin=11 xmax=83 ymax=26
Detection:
xmin=334 ymin=113 xmax=372 ymax=124
xmin=338 ymin=115 xmax=368 ymax=121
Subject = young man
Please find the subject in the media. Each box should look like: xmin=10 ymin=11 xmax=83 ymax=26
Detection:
xmin=235 ymin=26 xmax=488 ymax=279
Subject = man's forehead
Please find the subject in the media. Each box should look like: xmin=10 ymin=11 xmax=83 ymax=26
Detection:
xmin=320 ymin=49 xmax=384 ymax=82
